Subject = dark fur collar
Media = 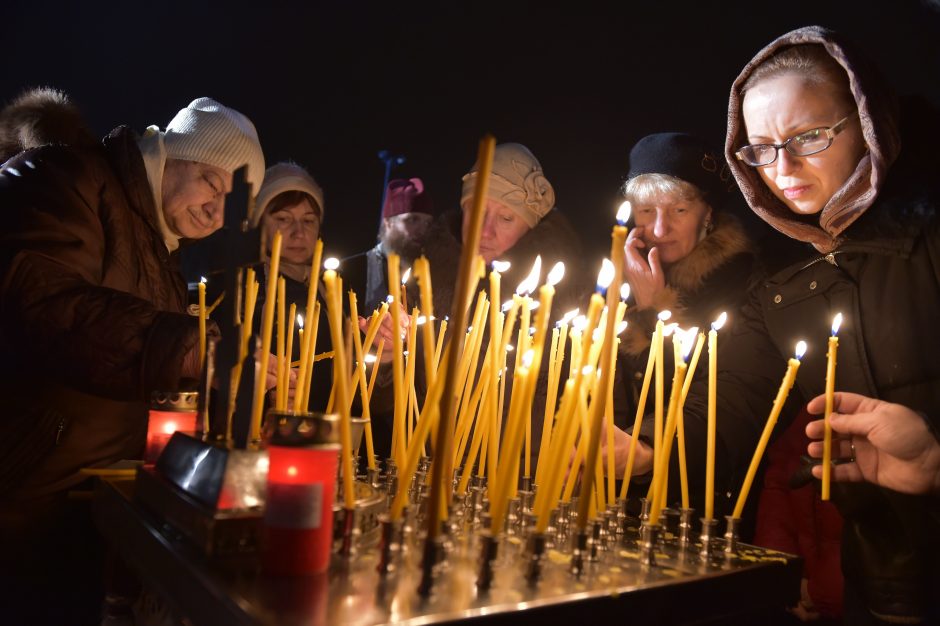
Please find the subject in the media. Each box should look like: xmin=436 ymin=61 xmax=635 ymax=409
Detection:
xmin=665 ymin=213 xmax=752 ymax=292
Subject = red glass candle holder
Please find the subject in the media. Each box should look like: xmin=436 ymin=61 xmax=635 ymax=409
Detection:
xmin=145 ymin=391 xmax=198 ymax=464
xmin=262 ymin=411 xmax=340 ymax=576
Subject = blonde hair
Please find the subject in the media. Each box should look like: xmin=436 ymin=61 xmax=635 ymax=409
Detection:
xmin=742 ymin=44 xmax=854 ymax=111
xmin=622 ymin=173 xmax=705 ymax=208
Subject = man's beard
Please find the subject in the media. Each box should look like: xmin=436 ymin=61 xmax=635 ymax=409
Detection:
xmin=381 ymin=228 xmax=423 ymax=262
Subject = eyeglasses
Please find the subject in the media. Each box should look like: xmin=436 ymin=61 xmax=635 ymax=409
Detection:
xmin=735 ymin=110 xmax=858 ymax=167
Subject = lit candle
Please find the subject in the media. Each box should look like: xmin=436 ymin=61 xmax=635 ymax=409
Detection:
xmin=676 ymin=328 xmax=705 ymax=510
xmin=704 ymin=312 xmax=727 ymax=521
xmin=250 ymin=231 xmax=283 ymax=443
xmin=822 ymin=312 xmax=842 ymax=501
xmin=280 ymin=303 xmax=297 ymax=410
xmin=321 ymin=258 xmax=356 ymax=510
xmin=648 ymin=328 xmax=697 ymax=525
xmin=576 ymin=254 xmax=621 ymax=528
xmin=515 ymin=257 xmax=544 ymax=479
xmin=275 ymin=278 xmax=287 ymax=410
xmin=404 ymin=305 xmax=420 ymax=449
xmin=399 ymin=266 xmax=411 ymax=324
xmin=293 ymin=315 xmax=308 ymax=413
xmin=300 ymin=300 xmax=321 ymax=412
xmin=652 ymin=310 xmax=671 ymax=482
xmin=732 ymin=341 xmax=807 ymax=519
xmin=198 ymin=277 xmax=207 ymax=372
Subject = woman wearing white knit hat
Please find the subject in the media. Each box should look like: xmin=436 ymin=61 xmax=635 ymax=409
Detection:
xmin=0 ymin=92 xmax=264 ymax=624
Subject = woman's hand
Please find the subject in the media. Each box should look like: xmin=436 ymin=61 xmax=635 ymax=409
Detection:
xmin=358 ymin=304 xmax=409 ymax=364
xmin=600 ymin=422 xmax=654 ymax=477
xmin=623 ymin=226 xmax=665 ymax=309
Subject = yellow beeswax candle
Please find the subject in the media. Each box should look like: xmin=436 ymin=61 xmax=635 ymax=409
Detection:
xmin=198 ymin=278 xmax=207 ymax=372
xmin=732 ymin=341 xmax=807 ymax=519
xmin=704 ymin=312 xmax=727 ymax=521
xmin=322 ymin=264 xmax=356 ymax=510
xmin=822 ymin=313 xmax=842 ymax=500
xmin=249 ymin=231 xmax=282 ymax=442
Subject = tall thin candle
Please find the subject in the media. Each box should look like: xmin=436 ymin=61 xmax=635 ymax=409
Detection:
xmin=704 ymin=312 xmax=727 ymax=521
xmin=822 ymin=313 xmax=842 ymax=501
xmin=732 ymin=341 xmax=807 ymax=519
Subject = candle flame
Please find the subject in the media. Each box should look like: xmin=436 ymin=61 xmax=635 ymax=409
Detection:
xmin=616 ymin=320 xmax=628 ymax=335
xmin=506 ymin=344 xmax=515 ymax=352
xmin=522 ymin=350 xmax=534 ymax=368
xmin=323 ymin=257 xmax=340 ymax=271
xmin=296 ymin=313 xmax=304 ymax=329
xmin=529 ymin=301 xmax=540 ymax=311
xmin=517 ymin=256 xmax=542 ymax=295
xmin=831 ymin=312 xmax=843 ymax=335
xmin=572 ymin=315 xmax=587 ymax=331
xmin=287 ymin=465 xmax=298 ymax=477
xmin=386 ymin=294 xmax=394 ymax=304
xmin=592 ymin=327 xmax=603 ymax=342
xmin=501 ymin=300 xmax=513 ymax=312
xmin=161 ymin=420 xmax=178 ymax=435
xmin=658 ymin=310 xmax=672 ymax=322
xmin=416 ymin=315 xmax=428 ymax=325
xmin=663 ymin=322 xmax=679 ymax=336
xmin=680 ymin=327 xmax=699 ymax=361
xmin=364 ymin=354 xmax=377 ymax=364
xmin=596 ymin=259 xmax=615 ymax=291
xmin=581 ymin=365 xmax=594 ymax=376
xmin=616 ymin=200 xmax=632 ymax=225
xmin=200 ymin=276 xmax=207 ymax=284
xmin=560 ymin=309 xmax=579 ymax=325
xmin=620 ymin=283 xmax=631 ymax=301
xmin=712 ymin=311 xmax=727 ymax=331
xmin=400 ymin=267 xmax=411 ymax=284
xmin=529 ymin=326 xmax=537 ymax=335
xmin=795 ymin=340 xmax=808 ymax=360
xmin=492 ymin=260 xmax=511 ymax=273
xmin=547 ymin=261 xmax=565 ymax=286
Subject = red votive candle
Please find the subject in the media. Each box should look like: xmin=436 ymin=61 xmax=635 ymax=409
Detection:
xmin=262 ymin=411 xmax=340 ymax=576
xmin=145 ymin=391 xmax=198 ymax=464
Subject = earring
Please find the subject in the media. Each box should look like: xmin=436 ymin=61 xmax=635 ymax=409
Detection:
xmin=703 ymin=217 xmax=715 ymax=235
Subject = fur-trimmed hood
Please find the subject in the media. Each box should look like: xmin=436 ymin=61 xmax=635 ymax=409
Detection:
xmin=725 ymin=26 xmax=901 ymax=254
xmin=622 ymin=212 xmax=753 ymax=355
xmin=0 ymin=88 xmax=97 ymax=163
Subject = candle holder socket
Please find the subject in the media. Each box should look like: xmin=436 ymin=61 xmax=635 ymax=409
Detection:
xmin=699 ymin=517 xmax=718 ymax=561
xmin=678 ymin=508 xmax=694 ymax=547
xmin=476 ymin=530 xmax=500 ymax=591
xmin=638 ymin=522 xmax=660 ymax=567
xmin=723 ymin=515 xmax=740 ymax=556
xmin=524 ymin=531 xmax=547 ymax=585
xmin=570 ymin=529 xmax=589 ymax=577
xmin=376 ymin=514 xmax=405 ymax=576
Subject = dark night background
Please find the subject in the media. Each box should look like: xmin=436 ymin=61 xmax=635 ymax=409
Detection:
xmin=5 ymin=1 xmax=940 ymax=275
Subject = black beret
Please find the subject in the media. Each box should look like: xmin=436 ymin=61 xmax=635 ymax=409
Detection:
xmin=627 ymin=132 xmax=735 ymax=208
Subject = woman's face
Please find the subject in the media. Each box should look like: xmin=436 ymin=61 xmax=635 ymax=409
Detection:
xmin=632 ymin=193 xmax=712 ymax=265
xmin=463 ymin=198 xmax=531 ymax=264
xmin=741 ymin=73 xmax=866 ymax=216
xmin=262 ymin=198 xmax=320 ymax=265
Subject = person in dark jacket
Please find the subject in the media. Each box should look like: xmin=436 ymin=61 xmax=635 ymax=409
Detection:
xmin=614 ymin=26 xmax=940 ymax=624
xmin=343 ymin=177 xmax=435 ymax=314
xmin=250 ymin=162 xmax=334 ymax=412
xmin=0 ymin=92 xmax=265 ymax=625
xmin=615 ymin=133 xmax=754 ymax=436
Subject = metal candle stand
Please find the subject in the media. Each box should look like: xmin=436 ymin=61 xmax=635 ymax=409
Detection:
xmin=638 ymin=522 xmax=660 ymax=568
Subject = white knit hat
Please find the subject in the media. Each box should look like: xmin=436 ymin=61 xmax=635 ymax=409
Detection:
xmin=252 ymin=162 xmax=325 ymax=226
xmin=164 ymin=97 xmax=265 ymax=197
xmin=460 ymin=142 xmax=555 ymax=228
